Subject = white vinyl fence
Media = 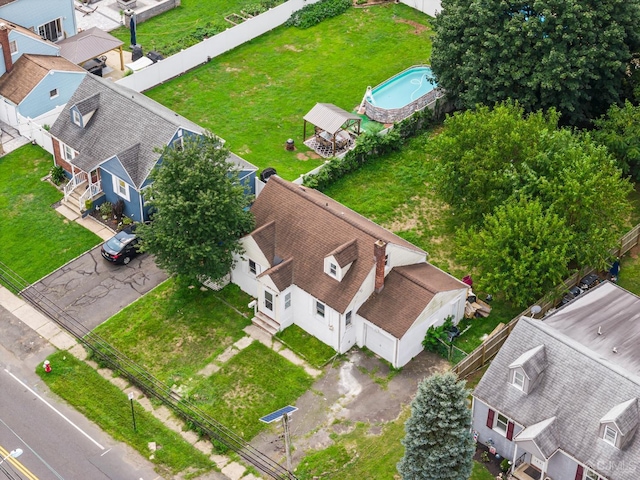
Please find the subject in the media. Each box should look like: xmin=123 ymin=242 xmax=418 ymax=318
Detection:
xmin=117 ymin=0 xmax=321 ymax=93
xmin=17 ymin=113 xmax=55 ymax=155
xmin=399 ymin=0 xmax=441 ymax=17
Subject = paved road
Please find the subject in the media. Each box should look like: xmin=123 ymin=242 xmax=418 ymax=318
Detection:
xmin=23 ymin=246 xmax=167 ymax=330
xmin=0 ymin=305 xmax=162 ymax=480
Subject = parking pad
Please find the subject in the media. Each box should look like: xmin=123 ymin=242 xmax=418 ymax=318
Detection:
xmin=23 ymin=246 xmax=167 ymax=331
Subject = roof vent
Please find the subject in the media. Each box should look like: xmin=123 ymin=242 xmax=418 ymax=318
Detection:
xmin=598 ymin=326 xmax=602 ymax=335
xmin=613 ymin=347 xmax=618 ymax=353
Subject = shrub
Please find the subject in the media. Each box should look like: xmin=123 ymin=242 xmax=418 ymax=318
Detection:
xmin=113 ymin=199 xmax=125 ymax=220
xmin=501 ymin=458 xmax=511 ymax=473
xmin=50 ymin=165 xmax=66 ymax=185
xmin=422 ymin=315 xmax=454 ymax=358
xmin=99 ymin=201 xmax=113 ymax=218
xmin=286 ymin=0 xmax=351 ymax=29
xmin=84 ymin=199 xmax=93 ymax=211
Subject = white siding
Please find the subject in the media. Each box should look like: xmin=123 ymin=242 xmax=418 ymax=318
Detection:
xmin=385 ymin=243 xmax=425 ymax=270
xmin=230 ymin=236 xmax=270 ymax=297
xmin=363 ymin=321 xmax=396 ymax=364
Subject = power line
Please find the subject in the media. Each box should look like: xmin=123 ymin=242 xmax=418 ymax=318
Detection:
xmin=0 ymin=259 xmax=297 ymax=480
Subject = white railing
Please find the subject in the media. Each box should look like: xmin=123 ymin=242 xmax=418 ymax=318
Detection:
xmin=63 ymin=171 xmax=88 ymax=201
xmin=78 ymin=180 xmax=102 ymax=210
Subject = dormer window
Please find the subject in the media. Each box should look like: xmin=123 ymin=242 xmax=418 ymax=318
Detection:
xmin=513 ymin=370 xmax=525 ymax=390
xmin=72 ymin=109 xmax=81 ymax=126
xmin=603 ymin=425 xmax=617 ymax=446
xmin=329 ymin=263 xmax=337 ymax=276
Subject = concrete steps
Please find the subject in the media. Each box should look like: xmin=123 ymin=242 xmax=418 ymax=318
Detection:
xmin=251 ymin=311 xmax=280 ymax=336
xmin=62 ymin=182 xmax=87 ymax=217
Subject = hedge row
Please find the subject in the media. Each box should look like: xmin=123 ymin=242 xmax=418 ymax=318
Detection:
xmin=303 ymin=107 xmax=435 ymax=191
xmin=286 ymin=0 xmax=352 ymax=29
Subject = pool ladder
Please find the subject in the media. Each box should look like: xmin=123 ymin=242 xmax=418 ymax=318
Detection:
xmin=358 ymin=86 xmax=373 ymax=114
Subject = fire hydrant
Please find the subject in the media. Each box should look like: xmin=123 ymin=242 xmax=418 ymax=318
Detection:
xmin=43 ymin=360 xmax=51 ymax=373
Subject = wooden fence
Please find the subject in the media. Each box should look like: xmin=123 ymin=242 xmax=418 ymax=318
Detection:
xmin=451 ymin=222 xmax=640 ymax=380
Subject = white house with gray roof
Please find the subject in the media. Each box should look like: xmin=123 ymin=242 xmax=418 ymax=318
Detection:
xmin=471 ymin=281 xmax=640 ymax=480
xmin=50 ymin=74 xmax=257 ymax=221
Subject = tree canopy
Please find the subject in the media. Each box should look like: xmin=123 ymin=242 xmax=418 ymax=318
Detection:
xmin=397 ymin=372 xmax=474 ymax=480
xmin=593 ymin=100 xmax=640 ymax=181
xmin=431 ymin=0 xmax=640 ymax=125
xmin=430 ymin=102 xmax=632 ymax=301
xmin=137 ymin=133 xmax=254 ymax=284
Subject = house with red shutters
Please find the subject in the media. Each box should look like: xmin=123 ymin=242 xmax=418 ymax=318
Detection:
xmin=471 ymin=282 xmax=640 ymax=480
xmin=230 ymin=175 xmax=468 ymax=368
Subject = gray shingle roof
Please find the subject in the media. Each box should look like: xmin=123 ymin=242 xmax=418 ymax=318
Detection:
xmin=474 ymin=293 xmax=640 ymax=480
xmin=76 ymin=93 xmax=100 ymax=116
xmin=601 ymin=398 xmax=639 ymax=437
xmin=509 ymin=344 xmax=546 ymax=381
xmin=515 ymin=416 xmax=559 ymax=459
xmin=50 ymin=75 xmax=206 ymax=188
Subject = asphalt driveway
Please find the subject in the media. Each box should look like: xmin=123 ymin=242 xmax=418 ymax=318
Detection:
xmin=24 ymin=246 xmax=168 ymax=331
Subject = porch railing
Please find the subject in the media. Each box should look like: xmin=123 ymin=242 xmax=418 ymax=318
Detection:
xmin=78 ymin=180 xmax=102 ymax=211
xmin=63 ymin=171 xmax=88 ymax=201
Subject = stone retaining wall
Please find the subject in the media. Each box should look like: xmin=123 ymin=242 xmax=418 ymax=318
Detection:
xmin=365 ymin=87 xmax=443 ymax=124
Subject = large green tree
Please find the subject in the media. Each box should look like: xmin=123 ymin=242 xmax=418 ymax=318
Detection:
xmin=397 ymin=372 xmax=474 ymax=480
xmin=593 ymin=100 xmax=640 ymax=181
xmin=458 ymin=197 xmax=572 ymax=307
xmin=431 ymin=0 xmax=640 ymax=125
xmin=431 ymin=102 xmax=632 ymax=276
xmin=137 ymin=134 xmax=254 ymax=283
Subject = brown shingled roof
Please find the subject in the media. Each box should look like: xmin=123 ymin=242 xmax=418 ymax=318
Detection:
xmin=249 ymin=176 xmax=424 ymax=313
xmin=260 ymin=258 xmax=294 ymax=292
xmin=253 ymin=221 xmax=276 ymax=263
xmin=357 ymin=263 xmax=467 ymax=338
xmin=0 ymin=54 xmax=84 ymax=104
xmin=329 ymin=239 xmax=358 ymax=268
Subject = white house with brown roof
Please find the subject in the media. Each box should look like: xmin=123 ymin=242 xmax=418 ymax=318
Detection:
xmin=231 ymin=176 xmax=468 ymax=368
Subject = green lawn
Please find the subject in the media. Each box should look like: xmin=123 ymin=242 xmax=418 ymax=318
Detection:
xmin=275 ymin=324 xmax=337 ymax=368
xmin=0 ymin=145 xmax=100 ymax=284
xmin=110 ymin=0 xmax=284 ymax=56
xmin=188 ymin=341 xmax=313 ymax=439
xmin=38 ymin=351 xmax=215 ymax=478
xmin=146 ymin=4 xmax=434 ymax=180
xmin=93 ymin=280 xmax=253 ymax=385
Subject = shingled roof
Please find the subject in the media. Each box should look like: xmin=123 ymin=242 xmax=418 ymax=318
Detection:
xmin=474 ymin=289 xmax=640 ymax=480
xmin=0 ymin=54 xmax=84 ymax=104
xmin=249 ymin=176 xmax=425 ymax=314
xmin=358 ymin=263 xmax=466 ymax=338
xmin=50 ymin=75 xmax=209 ymax=188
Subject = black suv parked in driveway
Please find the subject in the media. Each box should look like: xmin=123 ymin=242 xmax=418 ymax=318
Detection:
xmin=101 ymin=226 xmax=140 ymax=265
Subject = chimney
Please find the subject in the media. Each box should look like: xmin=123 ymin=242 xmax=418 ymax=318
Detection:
xmin=0 ymin=23 xmax=12 ymax=73
xmin=374 ymin=240 xmax=387 ymax=293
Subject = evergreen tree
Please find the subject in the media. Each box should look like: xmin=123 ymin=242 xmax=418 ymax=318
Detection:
xmin=137 ymin=133 xmax=254 ymax=283
xmin=397 ymin=372 xmax=474 ymax=480
xmin=431 ymin=0 xmax=640 ymax=125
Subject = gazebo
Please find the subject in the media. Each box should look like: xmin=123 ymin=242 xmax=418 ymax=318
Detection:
xmin=58 ymin=27 xmax=125 ymax=71
xmin=303 ymin=103 xmax=362 ymax=157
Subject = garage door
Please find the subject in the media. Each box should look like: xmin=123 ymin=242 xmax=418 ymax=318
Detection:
xmin=364 ymin=323 xmax=395 ymax=362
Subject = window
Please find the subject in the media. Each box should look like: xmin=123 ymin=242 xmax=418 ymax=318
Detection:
xmin=63 ymin=144 xmax=74 ymax=161
xmin=112 ymin=176 xmax=130 ymax=201
xmin=345 ymin=311 xmax=352 ymax=327
xmin=249 ymin=260 xmax=256 ymax=275
xmin=585 ymin=470 xmax=599 ymax=480
xmin=329 ymin=263 xmax=337 ymax=276
xmin=72 ymin=109 xmax=81 ymax=126
xmin=174 ymin=137 xmax=184 ymax=151
xmin=513 ymin=370 xmax=525 ymax=390
xmin=284 ymin=292 xmax=291 ymax=309
xmin=384 ymin=253 xmax=389 ymax=266
xmin=9 ymin=40 xmax=17 ymax=54
xmin=603 ymin=425 xmax=617 ymax=446
xmin=38 ymin=18 xmax=63 ymax=42
xmin=264 ymin=291 xmax=273 ymax=311
xmin=49 ymin=88 xmax=58 ymax=99
xmin=316 ymin=301 xmax=325 ymax=318
xmin=495 ymin=413 xmax=509 ymax=434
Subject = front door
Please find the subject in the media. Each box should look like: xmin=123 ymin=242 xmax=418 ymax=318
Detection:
xmin=262 ymin=289 xmax=274 ymax=317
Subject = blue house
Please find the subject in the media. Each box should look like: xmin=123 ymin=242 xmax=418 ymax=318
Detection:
xmin=50 ymin=74 xmax=258 ymax=222
xmin=0 ymin=0 xmax=77 ymax=43
xmin=0 ymin=18 xmax=60 ymax=76
xmin=0 ymin=53 xmax=85 ymax=126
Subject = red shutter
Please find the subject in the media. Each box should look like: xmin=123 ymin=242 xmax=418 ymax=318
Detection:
xmin=506 ymin=421 xmax=515 ymax=440
xmin=486 ymin=409 xmax=495 ymax=429
xmin=575 ymin=465 xmax=584 ymax=480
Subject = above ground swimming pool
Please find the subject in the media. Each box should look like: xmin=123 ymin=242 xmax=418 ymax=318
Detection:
xmin=364 ymin=66 xmax=441 ymax=124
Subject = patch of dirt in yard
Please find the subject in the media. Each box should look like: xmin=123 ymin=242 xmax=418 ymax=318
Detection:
xmin=235 ymin=145 xmax=252 ymax=155
xmin=385 ymin=191 xmax=445 ymax=233
xmin=628 ymin=243 xmax=640 ymax=259
xmin=282 ymin=44 xmax=302 ymax=52
xmin=225 ymin=66 xmax=242 ymax=72
xmin=395 ymin=18 xmax=430 ymax=35
xmin=296 ymin=152 xmax=321 ymax=160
